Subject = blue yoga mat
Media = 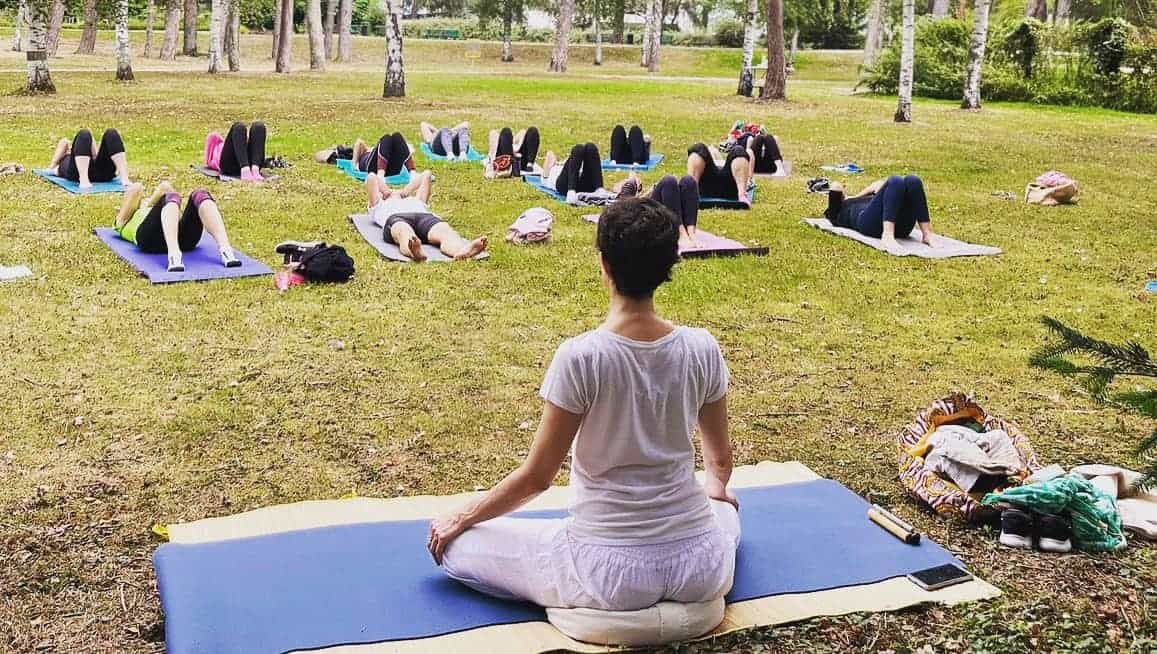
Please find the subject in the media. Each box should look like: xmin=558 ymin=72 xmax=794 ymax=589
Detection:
xmin=522 ymin=174 xmax=566 ymax=203
xmin=1147 ymin=280 xmax=1157 ymax=293
xmin=154 ymin=479 xmax=961 ymax=654
xmin=94 ymin=228 xmax=271 ymax=284
xmin=34 ymin=169 xmax=125 ymax=194
xmin=601 ymin=154 xmax=665 ymax=171
xmin=334 ymin=159 xmax=411 ymax=185
xmin=701 ymin=186 xmax=756 ymax=210
xmin=419 ymin=142 xmax=485 ymax=162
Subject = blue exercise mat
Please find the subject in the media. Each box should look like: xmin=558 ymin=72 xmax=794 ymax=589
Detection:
xmin=1147 ymin=280 xmax=1157 ymax=293
xmin=521 ymin=174 xmax=566 ymax=203
xmin=334 ymin=158 xmax=411 ymax=185
xmin=419 ymin=142 xmax=485 ymax=162
xmin=154 ymin=479 xmax=962 ymax=654
xmin=701 ymin=186 xmax=756 ymax=210
xmin=34 ymin=169 xmax=125 ymax=194
xmin=94 ymin=228 xmax=271 ymax=284
xmin=601 ymin=154 xmax=665 ymax=171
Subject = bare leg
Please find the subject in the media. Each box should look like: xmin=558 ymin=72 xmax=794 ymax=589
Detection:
xmin=353 ymin=139 xmax=368 ymax=167
xmin=543 ymin=151 xmax=557 ymax=173
xmin=686 ymin=153 xmax=707 ymax=181
xmin=730 ymin=157 xmax=751 ymax=205
xmin=198 ymin=199 xmax=233 ymax=252
xmin=918 ymin=221 xmax=936 ymax=247
xmin=420 ymin=122 xmax=437 ymax=144
xmin=159 ymin=203 xmax=183 ymax=260
xmin=112 ymin=152 xmax=129 ymax=185
xmin=487 ymin=129 xmax=500 ymax=160
xmin=390 ymin=221 xmax=427 ymax=262
xmin=74 ymin=156 xmax=93 ymax=190
xmin=452 ymin=121 xmax=470 ymax=132
xmin=48 ymin=138 xmax=70 ymax=173
xmin=746 ymin=147 xmax=757 ymax=179
xmin=512 ymin=129 xmax=527 ymax=151
xmin=426 ymin=222 xmax=487 ymax=260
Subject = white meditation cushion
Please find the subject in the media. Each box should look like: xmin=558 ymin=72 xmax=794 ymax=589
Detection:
xmin=546 ymin=597 xmax=725 ymax=646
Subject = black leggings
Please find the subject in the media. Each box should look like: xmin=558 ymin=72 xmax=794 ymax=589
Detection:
xmin=219 ymin=122 xmax=267 ymax=177
xmin=610 ymin=125 xmax=647 ymax=164
xmin=688 ymin=143 xmax=748 ymax=200
xmin=649 ymin=175 xmax=699 ymax=228
xmin=60 ymin=128 xmax=125 ymax=183
xmin=555 ymin=143 xmax=604 ymax=195
xmin=750 ymin=134 xmax=783 ymax=174
xmin=135 ymin=190 xmax=214 ymax=254
xmin=496 ymin=127 xmax=540 ymax=170
xmin=360 ymin=132 xmax=408 ymax=176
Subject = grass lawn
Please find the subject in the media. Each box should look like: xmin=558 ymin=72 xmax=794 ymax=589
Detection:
xmin=2 ymin=31 xmax=1156 ymax=654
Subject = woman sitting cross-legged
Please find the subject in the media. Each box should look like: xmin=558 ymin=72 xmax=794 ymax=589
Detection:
xmin=825 ymin=175 xmax=937 ymax=255
xmin=114 ymin=182 xmax=240 ymax=272
xmin=428 ymin=197 xmax=740 ymax=612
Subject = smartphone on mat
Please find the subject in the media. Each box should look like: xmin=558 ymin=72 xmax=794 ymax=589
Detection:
xmin=907 ymin=564 xmax=972 ymax=591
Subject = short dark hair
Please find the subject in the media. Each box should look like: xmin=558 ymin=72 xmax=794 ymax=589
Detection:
xmin=596 ymin=197 xmax=679 ymax=299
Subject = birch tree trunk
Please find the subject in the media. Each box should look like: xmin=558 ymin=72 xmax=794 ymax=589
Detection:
xmin=501 ymin=1 xmax=513 ymax=62
xmin=307 ymin=0 xmax=326 ymax=70
xmin=26 ymin=0 xmax=54 ymax=92
xmin=115 ymin=0 xmax=134 ymax=78
xmin=382 ymin=0 xmax=405 ymax=96
xmin=931 ymin=0 xmax=951 ymax=17
xmin=76 ymin=0 xmax=98 ymax=54
xmin=737 ymin=0 xmax=758 ymax=96
xmin=1024 ymin=0 xmax=1047 ymax=20
xmin=895 ymin=0 xmax=915 ymax=122
xmin=144 ymin=0 xmax=156 ymax=57
xmin=183 ymin=0 xmax=198 ymax=55
xmin=12 ymin=0 xmax=25 ymax=52
xmin=45 ymin=0 xmax=64 ymax=56
xmin=790 ymin=27 xmax=798 ymax=62
xmin=760 ymin=0 xmax=786 ymax=100
xmin=1054 ymin=0 xmax=1072 ymax=24
xmin=160 ymin=0 xmax=181 ymax=59
xmin=272 ymin=0 xmax=282 ymax=58
xmin=863 ymin=0 xmax=884 ymax=69
xmin=612 ymin=0 xmax=624 ymax=43
xmin=226 ymin=0 xmax=239 ymax=70
xmin=645 ymin=0 xmax=660 ymax=72
xmin=593 ymin=0 xmax=602 ymax=66
xmin=207 ymin=0 xmax=223 ymax=72
xmin=275 ymin=0 xmax=293 ymax=72
xmin=337 ymin=0 xmax=352 ymax=62
xmin=961 ymin=0 xmax=991 ymax=109
xmin=640 ymin=0 xmax=653 ymax=67
xmin=324 ymin=0 xmax=336 ymax=59
xmin=548 ymin=0 xmax=573 ymax=72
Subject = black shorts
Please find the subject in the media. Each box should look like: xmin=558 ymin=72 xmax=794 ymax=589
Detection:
xmin=699 ymin=147 xmax=749 ymax=200
xmin=383 ymin=212 xmax=444 ymax=244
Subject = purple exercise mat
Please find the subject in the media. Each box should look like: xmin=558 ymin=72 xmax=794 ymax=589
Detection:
xmin=581 ymin=216 xmax=767 ymax=259
xmin=93 ymin=228 xmax=272 ymax=284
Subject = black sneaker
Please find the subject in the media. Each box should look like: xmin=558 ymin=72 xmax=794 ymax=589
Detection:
xmin=806 ymin=177 xmax=831 ymax=194
xmin=1037 ymin=514 xmax=1073 ymax=553
xmin=999 ymin=508 xmax=1033 ymax=550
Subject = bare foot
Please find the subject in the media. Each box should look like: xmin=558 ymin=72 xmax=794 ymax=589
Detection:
xmin=455 ymin=236 xmax=488 ymax=260
xmin=79 ymin=182 xmax=93 ymax=192
xmin=922 ymin=234 xmax=938 ymax=247
xmin=881 ymin=237 xmax=909 ymax=257
xmin=404 ymin=235 xmax=427 ymax=262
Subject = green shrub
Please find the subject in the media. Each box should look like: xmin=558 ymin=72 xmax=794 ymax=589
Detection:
xmin=1002 ymin=19 xmax=1044 ymax=78
xmin=1083 ymin=17 xmax=1132 ymax=76
xmin=714 ymin=19 xmax=745 ymax=48
xmin=671 ymin=31 xmax=717 ymax=47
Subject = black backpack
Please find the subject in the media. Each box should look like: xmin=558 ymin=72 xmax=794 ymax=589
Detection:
xmin=298 ymin=244 xmax=355 ymax=283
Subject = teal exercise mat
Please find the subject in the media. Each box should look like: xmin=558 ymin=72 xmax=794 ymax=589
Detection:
xmin=34 ymin=169 xmax=125 ymax=194
xmin=335 ymin=158 xmax=412 ymax=185
xmin=700 ymin=186 xmax=756 ymax=210
xmin=601 ymin=154 xmax=664 ymax=171
xmin=420 ymin=142 xmax=485 ymax=162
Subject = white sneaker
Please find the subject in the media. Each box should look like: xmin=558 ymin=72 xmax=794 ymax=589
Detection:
xmin=565 ymin=190 xmax=578 ymax=205
xmin=220 ymin=247 xmax=241 ymax=268
xmin=167 ymin=254 xmax=185 ymax=273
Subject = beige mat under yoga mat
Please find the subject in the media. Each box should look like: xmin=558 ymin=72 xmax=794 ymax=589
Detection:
xmin=165 ymin=462 xmax=1000 ymax=653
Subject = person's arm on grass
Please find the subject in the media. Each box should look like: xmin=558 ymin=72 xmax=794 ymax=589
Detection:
xmin=699 ymin=396 xmax=737 ymax=509
xmin=427 ymin=401 xmax=582 ymax=564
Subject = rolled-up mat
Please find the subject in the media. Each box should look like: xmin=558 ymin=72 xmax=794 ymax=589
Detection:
xmin=419 ymin=142 xmax=486 ymax=162
xmin=34 ymin=169 xmax=125 ymax=194
xmin=804 ymin=218 xmax=1002 ymax=258
xmin=93 ymin=228 xmax=272 ymax=284
xmin=601 ymin=154 xmax=664 ymax=171
xmin=335 ymin=158 xmax=412 ymax=185
xmin=349 ymin=214 xmax=488 ymax=263
xmin=153 ymin=476 xmax=983 ymax=654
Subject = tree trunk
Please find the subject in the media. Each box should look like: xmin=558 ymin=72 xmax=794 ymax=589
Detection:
xmin=611 ymin=0 xmax=624 ymax=44
xmin=593 ymin=0 xmax=602 ymax=66
xmin=645 ymin=0 xmax=660 ymax=72
xmin=548 ymin=0 xmax=573 ymax=72
xmin=272 ymin=0 xmax=282 ymax=58
xmin=863 ymin=0 xmax=885 ymax=69
xmin=761 ymin=0 xmax=786 ymax=100
xmin=12 ymin=0 xmax=25 ymax=52
xmin=275 ymin=0 xmax=293 ymax=72
xmin=382 ymin=0 xmax=405 ymax=96
xmin=641 ymin=0 xmax=653 ymax=67
xmin=144 ymin=0 xmax=156 ymax=57
xmin=501 ymin=2 xmax=513 ymax=62
xmin=324 ymin=0 xmax=336 ymax=59
xmin=307 ymin=0 xmax=326 ymax=70
xmin=408 ymin=0 xmax=418 ymax=18
xmin=45 ymin=0 xmax=64 ymax=56
xmin=76 ymin=0 xmax=98 ymax=55
xmin=26 ymin=0 xmax=54 ymax=92
xmin=337 ymin=0 xmax=352 ymax=62
xmin=160 ymin=0 xmax=180 ymax=59
xmin=226 ymin=0 xmax=239 ymax=70
xmin=183 ymin=0 xmax=198 ymax=55
xmin=737 ymin=0 xmax=758 ymax=95
xmin=961 ymin=0 xmax=991 ymax=109
xmin=1024 ymin=0 xmax=1047 ymax=20
xmin=207 ymin=0 xmax=223 ymax=72
xmin=1054 ymin=0 xmax=1072 ymax=24
xmin=790 ymin=27 xmax=798 ymax=62
xmin=931 ymin=0 xmax=951 ymax=17
xmin=895 ymin=0 xmax=915 ymax=122
xmin=115 ymin=0 xmax=134 ymax=79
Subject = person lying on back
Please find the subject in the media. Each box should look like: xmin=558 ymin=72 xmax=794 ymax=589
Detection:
xmin=363 ymin=170 xmax=486 ymax=262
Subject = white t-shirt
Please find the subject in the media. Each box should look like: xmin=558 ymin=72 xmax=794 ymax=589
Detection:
xmin=369 ymin=195 xmax=432 ymax=228
xmin=539 ymin=326 xmax=730 ymax=546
